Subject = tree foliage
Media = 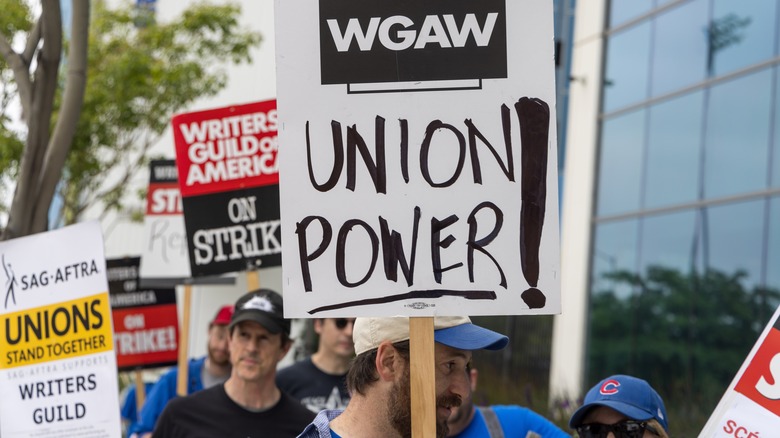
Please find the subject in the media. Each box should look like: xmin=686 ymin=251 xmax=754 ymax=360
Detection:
xmin=588 ymin=265 xmax=780 ymax=436
xmin=0 ymin=0 xmax=261 ymax=237
xmin=0 ymin=0 xmax=85 ymax=240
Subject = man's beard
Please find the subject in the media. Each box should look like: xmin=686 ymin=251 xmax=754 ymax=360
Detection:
xmin=208 ymin=344 xmax=230 ymax=367
xmin=446 ymin=398 xmax=473 ymax=434
xmin=389 ymin=367 xmax=462 ymax=438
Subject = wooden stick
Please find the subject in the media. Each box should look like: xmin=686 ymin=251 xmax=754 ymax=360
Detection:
xmin=410 ymin=317 xmax=436 ymax=438
xmin=176 ymin=284 xmax=193 ymax=396
xmin=247 ymin=269 xmax=260 ymax=291
xmin=135 ymin=369 xmax=146 ymax=413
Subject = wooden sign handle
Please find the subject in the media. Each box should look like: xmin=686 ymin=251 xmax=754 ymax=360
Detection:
xmin=410 ymin=317 xmax=436 ymax=438
xmin=176 ymin=284 xmax=193 ymax=396
xmin=134 ymin=369 xmax=146 ymax=412
xmin=247 ymin=270 xmax=260 ymax=291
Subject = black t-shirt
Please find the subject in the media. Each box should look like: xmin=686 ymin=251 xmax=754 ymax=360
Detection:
xmin=276 ymin=358 xmax=350 ymax=412
xmin=152 ymin=383 xmax=315 ymax=438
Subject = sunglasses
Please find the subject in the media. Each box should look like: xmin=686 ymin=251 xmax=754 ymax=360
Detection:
xmin=334 ymin=318 xmax=355 ymax=330
xmin=576 ymin=420 xmax=660 ymax=438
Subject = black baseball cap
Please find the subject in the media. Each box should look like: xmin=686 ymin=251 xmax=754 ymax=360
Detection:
xmin=229 ymin=289 xmax=290 ymax=336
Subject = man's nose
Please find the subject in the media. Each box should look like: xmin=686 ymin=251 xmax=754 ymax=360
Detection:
xmin=245 ymin=338 xmax=260 ymax=352
xmin=449 ymin=369 xmax=470 ymax=399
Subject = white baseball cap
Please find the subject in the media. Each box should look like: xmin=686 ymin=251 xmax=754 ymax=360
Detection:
xmin=353 ymin=316 xmax=509 ymax=355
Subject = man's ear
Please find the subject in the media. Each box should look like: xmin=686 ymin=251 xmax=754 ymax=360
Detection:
xmin=313 ymin=319 xmax=324 ymax=335
xmin=375 ymin=341 xmax=401 ymax=381
xmin=469 ymin=368 xmax=478 ymax=392
xmin=277 ymin=337 xmax=293 ymax=361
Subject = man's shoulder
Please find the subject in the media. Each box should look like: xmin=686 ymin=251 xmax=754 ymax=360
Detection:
xmin=278 ymin=358 xmax=316 ymax=377
xmin=296 ymin=409 xmax=343 ymax=438
xmin=486 ymin=405 xmax=569 ymax=437
xmin=487 ymin=405 xmax=530 ymax=415
xmin=277 ymin=358 xmax=324 ymax=390
xmin=279 ymin=391 xmax=318 ymax=420
xmin=158 ymin=356 xmax=206 ymax=378
xmin=168 ymin=384 xmax=223 ymax=410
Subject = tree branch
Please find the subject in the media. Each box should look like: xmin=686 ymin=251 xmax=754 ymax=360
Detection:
xmin=5 ymin=1 xmax=63 ymax=239
xmin=22 ymin=19 xmax=42 ymax=65
xmin=0 ymin=32 xmax=32 ymax=123
xmin=33 ymin=0 xmax=90 ymax=232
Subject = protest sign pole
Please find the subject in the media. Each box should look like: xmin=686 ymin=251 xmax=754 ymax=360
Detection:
xmin=176 ymin=283 xmax=193 ymax=396
xmin=135 ymin=369 xmax=146 ymax=412
xmin=410 ymin=317 xmax=436 ymax=438
xmin=247 ymin=269 xmax=260 ymax=291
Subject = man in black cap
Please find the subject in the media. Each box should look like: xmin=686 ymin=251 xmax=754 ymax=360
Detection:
xmin=152 ymin=289 xmax=315 ymax=438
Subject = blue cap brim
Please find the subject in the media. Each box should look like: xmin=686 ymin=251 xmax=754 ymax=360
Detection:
xmin=569 ymin=401 xmax=655 ymax=429
xmin=433 ymin=323 xmax=509 ymax=351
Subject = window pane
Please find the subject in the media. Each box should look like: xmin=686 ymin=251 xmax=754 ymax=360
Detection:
xmin=645 ymin=91 xmax=704 ymax=209
xmin=767 ymin=197 xmax=780 ymax=290
xmin=591 ymin=220 xmax=639 ymax=298
xmin=597 ymin=110 xmax=645 ymax=216
xmin=709 ymin=0 xmax=777 ymax=77
xmin=703 ymin=199 xmax=764 ymax=289
xmin=704 ymin=69 xmax=772 ymax=199
xmin=651 ymin=0 xmax=709 ymax=96
xmin=774 ymin=67 xmax=780 ymax=188
xmin=609 ymin=0 xmax=653 ymax=28
xmin=604 ymin=22 xmax=651 ymax=112
xmin=640 ymin=210 xmax=697 ymax=273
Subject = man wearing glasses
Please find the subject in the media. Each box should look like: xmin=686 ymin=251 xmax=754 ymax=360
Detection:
xmin=277 ymin=318 xmax=356 ymax=412
xmin=569 ymin=374 xmax=669 ymax=438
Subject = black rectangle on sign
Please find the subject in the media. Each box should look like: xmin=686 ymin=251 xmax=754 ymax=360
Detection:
xmin=107 ymin=257 xmax=177 ymax=308
xmin=183 ymin=185 xmax=282 ymax=277
xmin=149 ymin=159 xmax=179 ymax=184
xmin=319 ymin=0 xmax=507 ymax=85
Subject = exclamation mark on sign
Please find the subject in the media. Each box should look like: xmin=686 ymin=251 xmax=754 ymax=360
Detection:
xmin=517 ymin=97 xmax=549 ymax=309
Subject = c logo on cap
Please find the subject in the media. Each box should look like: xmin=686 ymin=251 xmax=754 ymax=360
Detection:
xmin=600 ymin=379 xmax=621 ymax=395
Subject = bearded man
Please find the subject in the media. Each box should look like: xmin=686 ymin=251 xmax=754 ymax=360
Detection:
xmin=297 ymin=316 xmax=508 ymax=438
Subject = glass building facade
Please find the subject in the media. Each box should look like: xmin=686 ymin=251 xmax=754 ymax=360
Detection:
xmin=588 ymin=0 xmax=780 ymax=434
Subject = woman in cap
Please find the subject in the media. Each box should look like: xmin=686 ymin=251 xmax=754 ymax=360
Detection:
xmin=569 ymin=374 xmax=669 ymax=438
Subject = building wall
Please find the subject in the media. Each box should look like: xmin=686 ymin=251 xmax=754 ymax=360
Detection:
xmin=553 ymin=0 xmax=780 ymax=434
xmin=550 ymin=0 xmax=607 ymax=403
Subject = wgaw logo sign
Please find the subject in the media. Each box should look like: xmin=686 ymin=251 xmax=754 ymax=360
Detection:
xmin=320 ymin=0 xmax=506 ymax=89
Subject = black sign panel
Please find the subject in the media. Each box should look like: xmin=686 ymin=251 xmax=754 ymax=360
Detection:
xmin=319 ymin=0 xmax=507 ymax=85
xmin=182 ymin=185 xmax=282 ymax=277
xmin=107 ymin=257 xmax=180 ymax=370
xmin=107 ymin=257 xmax=176 ymax=308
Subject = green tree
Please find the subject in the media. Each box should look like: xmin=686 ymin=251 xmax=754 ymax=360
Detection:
xmin=0 ymin=0 xmax=261 ymax=238
xmin=588 ymin=265 xmax=780 ymax=436
xmin=0 ymin=0 xmax=89 ymax=240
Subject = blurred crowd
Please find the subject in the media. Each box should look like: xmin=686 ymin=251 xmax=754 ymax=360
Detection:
xmin=120 ymin=289 xmax=668 ymax=438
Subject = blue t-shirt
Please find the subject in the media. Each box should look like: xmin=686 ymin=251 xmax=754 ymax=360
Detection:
xmin=120 ymin=382 xmax=154 ymax=435
xmin=131 ymin=357 xmax=207 ymax=435
xmin=452 ymin=405 xmax=569 ymax=438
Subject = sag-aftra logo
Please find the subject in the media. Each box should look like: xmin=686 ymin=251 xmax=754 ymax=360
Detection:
xmin=319 ymin=0 xmax=507 ymax=87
